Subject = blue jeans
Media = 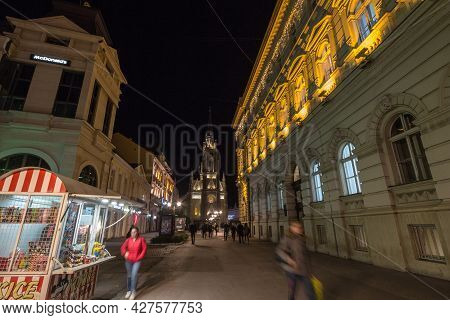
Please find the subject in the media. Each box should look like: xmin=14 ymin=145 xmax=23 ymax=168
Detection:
xmin=125 ymin=261 xmax=141 ymax=292
xmin=287 ymin=273 xmax=316 ymax=300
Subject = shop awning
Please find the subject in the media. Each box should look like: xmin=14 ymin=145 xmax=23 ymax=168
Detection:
xmin=0 ymin=167 xmax=146 ymax=209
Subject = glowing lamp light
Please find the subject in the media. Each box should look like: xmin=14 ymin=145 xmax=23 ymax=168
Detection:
xmin=101 ymin=199 xmax=109 ymax=204
xmin=176 ymin=201 xmax=182 ymax=207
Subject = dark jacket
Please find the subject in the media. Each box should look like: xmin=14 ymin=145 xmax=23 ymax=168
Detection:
xmin=276 ymin=233 xmax=311 ymax=276
xmin=189 ymin=224 xmax=196 ymax=233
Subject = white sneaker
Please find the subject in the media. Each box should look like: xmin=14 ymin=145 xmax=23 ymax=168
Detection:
xmin=129 ymin=292 xmax=136 ymax=300
xmin=124 ymin=291 xmax=131 ymax=299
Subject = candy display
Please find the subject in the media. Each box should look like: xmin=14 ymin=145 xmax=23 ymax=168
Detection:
xmin=0 ymin=207 xmax=23 ymax=223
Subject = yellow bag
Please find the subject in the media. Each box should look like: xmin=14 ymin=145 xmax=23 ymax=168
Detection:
xmin=311 ymin=276 xmax=324 ymax=300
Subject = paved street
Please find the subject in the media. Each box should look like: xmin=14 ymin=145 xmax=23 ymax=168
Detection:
xmin=93 ymin=233 xmax=450 ymax=300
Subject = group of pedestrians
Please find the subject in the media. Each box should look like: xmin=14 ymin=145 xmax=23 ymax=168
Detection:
xmin=188 ymin=222 xmax=219 ymax=244
xmin=223 ymin=222 xmax=250 ymax=244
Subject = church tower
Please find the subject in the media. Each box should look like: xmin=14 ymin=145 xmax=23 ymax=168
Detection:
xmin=188 ymin=125 xmax=227 ymax=223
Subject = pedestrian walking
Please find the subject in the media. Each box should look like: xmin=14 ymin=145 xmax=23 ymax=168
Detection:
xmin=214 ymin=224 xmax=219 ymax=236
xmin=223 ymin=223 xmax=229 ymax=241
xmin=208 ymin=224 xmax=213 ymax=238
xmin=230 ymin=223 xmax=236 ymax=242
xmin=121 ymin=226 xmax=147 ymax=300
xmin=275 ymin=221 xmax=315 ymax=300
xmin=189 ymin=222 xmax=197 ymax=245
xmin=244 ymin=223 xmax=251 ymax=244
xmin=237 ymin=222 xmax=244 ymax=244
xmin=201 ymin=223 xmax=207 ymax=239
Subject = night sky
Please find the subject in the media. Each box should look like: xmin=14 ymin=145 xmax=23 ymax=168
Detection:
xmin=0 ymin=0 xmax=276 ymax=206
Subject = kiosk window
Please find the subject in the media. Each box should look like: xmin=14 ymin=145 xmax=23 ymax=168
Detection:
xmin=0 ymin=195 xmax=28 ymax=271
xmin=11 ymin=196 xmax=61 ymax=272
xmin=76 ymin=203 xmax=95 ymax=246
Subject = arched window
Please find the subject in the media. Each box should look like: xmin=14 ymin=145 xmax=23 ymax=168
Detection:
xmin=355 ymin=0 xmax=377 ymax=43
xmin=294 ymin=75 xmax=307 ymax=111
xmin=266 ymin=185 xmax=272 ymax=214
xmin=0 ymin=153 xmax=50 ymax=176
xmin=339 ymin=142 xmax=362 ymax=195
xmin=257 ymin=187 xmax=262 ymax=216
xmin=389 ymin=113 xmax=431 ymax=184
xmin=277 ymin=181 xmax=286 ymax=213
xmin=311 ymin=160 xmax=324 ymax=202
xmin=317 ymin=43 xmax=334 ymax=83
xmin=78 ymin=165 xmax=98 ymax=187
xmin=293 ymin=165 xmax=301 ymax=182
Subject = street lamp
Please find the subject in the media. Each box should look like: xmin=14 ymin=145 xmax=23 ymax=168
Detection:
xmin=176 ymin=201 xmax=182 ymax=207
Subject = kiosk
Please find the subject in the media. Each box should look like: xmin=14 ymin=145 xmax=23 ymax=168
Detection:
xmin=0 ymin=167 xmax=144 ymax=300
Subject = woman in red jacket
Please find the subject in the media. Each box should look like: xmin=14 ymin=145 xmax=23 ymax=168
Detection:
xmin=120 ymin=226 xmax=147 ymax=300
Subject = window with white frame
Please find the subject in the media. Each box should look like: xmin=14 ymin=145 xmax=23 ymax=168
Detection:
xmin=409 ymin=224 xmax=445 ymax=263
xmin=340 ymin=142 xmax=362 ymax=195
xmin=311 ymin=160 xmax=324 ymax=202
xmin=350 ymin=225 xmax=368 ymax=251
xmin=389 ymin=113 xmax=432 ymax=184
xmin=355 ymin=0 xmax=378 ymax=43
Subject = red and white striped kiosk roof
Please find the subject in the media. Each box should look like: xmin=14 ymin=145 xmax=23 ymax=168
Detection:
xmin=0 ymin=167 xmax=108 ymax=196
xmin=0 ymin=168 xmax=67 ymax=193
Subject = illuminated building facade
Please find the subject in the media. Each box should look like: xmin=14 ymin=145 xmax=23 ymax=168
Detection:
xmin=188 ymin=131 xmax=227 ymax=223
xmin=0 ymin=2 xmax=151 ymax=236
xmin=233 ymin=0 xmax=450 ymax=279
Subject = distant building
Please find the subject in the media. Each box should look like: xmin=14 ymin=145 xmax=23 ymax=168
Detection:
xmin=227 ymin=206 xmax=239 ymax=222
xmin=187 ymin=131 xmax=227 ymax=223
xmin=112 ymin=133 xmax=175 ymax=230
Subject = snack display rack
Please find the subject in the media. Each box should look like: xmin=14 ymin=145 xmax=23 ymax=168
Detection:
xmin=0 ymin=167 xmax=143 ymax=300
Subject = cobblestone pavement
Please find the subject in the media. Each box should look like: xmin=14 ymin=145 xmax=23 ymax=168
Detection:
xmin=93 ymin=232 xmax=450 ymax=300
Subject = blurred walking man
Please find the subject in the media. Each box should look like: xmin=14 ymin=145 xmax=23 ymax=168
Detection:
xmin=276 ymin=221 xmax=315 ymax=300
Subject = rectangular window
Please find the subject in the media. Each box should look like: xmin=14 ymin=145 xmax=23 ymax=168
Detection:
xmin=87 ymin=81 xmax=100 ymax=126
xmin=280 ymin=225 xmax=285 ymax=239
xmin=53 ymin=71 xmax=84 ymax=118
xmin=317 ymin=225 xmax=327 ymax=245
xmin=268 ymin=225 xmax=272 ymax=238
xmin=350 ymin=225 xmax=368 ymax=251
xmin=102 ymin=99 xmax=113 ymax=136
xmin=409 ymin=224 xmax=445 ymax=263
xmin=0 ymin=60 xmax=35 ymax=111
xmin=46 ymin=36 xmax=70 ymax=47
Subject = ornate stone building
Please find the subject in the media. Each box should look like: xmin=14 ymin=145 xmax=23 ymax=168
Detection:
xmin=233 ymin=0 xmax=450 ymax=279
xmin=188 ymin=131 xmax=227 ymax=223
xmin=0 ymin=2 xmax=151 ymax=236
